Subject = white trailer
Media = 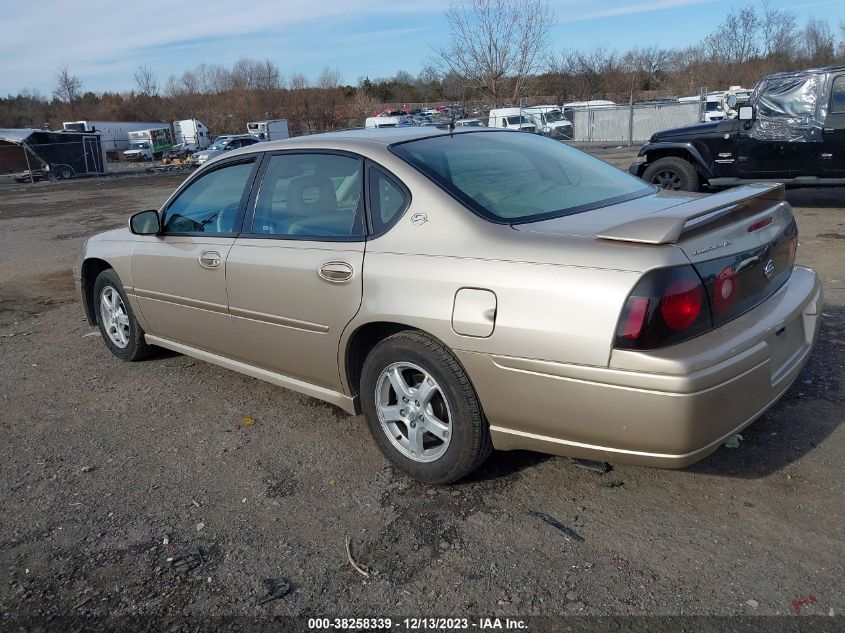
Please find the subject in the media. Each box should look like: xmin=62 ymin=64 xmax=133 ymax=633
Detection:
xmin=246 ymin=119 xmax=289 ymax=141
xmin=173 ymin=119 xmax=211 ymax=151
xmin=62 ymin=121 xmax=170 ymax=158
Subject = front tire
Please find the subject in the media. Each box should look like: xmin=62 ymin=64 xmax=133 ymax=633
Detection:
xmin=93 ymin=269 xmax=153 ymax=361
xmin=642 ymin=156 xmax=700 ymax=192
xmin=360 ymin=331 xmax=492 ymax=484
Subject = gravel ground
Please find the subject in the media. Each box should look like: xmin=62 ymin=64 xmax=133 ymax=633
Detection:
xmin=0 ymin=157 xmax=843 ymax=629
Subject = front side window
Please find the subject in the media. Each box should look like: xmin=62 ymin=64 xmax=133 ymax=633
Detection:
xmin=392 ymin=131 xmax=653 ymax=224
xmin=162 ymin=160 xmax=255 ymax=235
xmin=250 ymin=153 xmax=364 ymax=238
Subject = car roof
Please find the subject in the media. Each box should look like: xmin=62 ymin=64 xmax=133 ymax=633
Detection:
xmin=233 ymin=127 xmax=507 ymax=152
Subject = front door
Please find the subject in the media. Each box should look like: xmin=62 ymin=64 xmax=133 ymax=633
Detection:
xmin=820 ymin=73 xmax=845 ymax=176
xmin=226 ymin=151 xmax=367 ymax=391
xmin=131 ymin=157 xmax=259 ymax=357
xmin=736 ymin=133 xmax=788 ymax=178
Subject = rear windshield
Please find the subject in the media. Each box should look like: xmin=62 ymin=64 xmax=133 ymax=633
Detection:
xmin=391 ymin=131 xmax=653 ymax=223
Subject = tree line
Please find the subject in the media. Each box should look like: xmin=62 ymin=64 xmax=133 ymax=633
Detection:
xmin=1 ymin=0 xmax=843 ymax=136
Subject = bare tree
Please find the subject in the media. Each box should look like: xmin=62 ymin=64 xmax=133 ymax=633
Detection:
xmin=760 ymin=1 xmax=797 ymax=63
xmin=705 ymin=7 xmax=760 ymax=65
xmin=316 ymin=67 xmax=342 ymax=90
xmin=133 ymin=65 xmax=158 ymax=96
xmin=802 ymin=17 xmax=836 ymax=66
xmin=53 ymin=65 xmax=82 ymax=103
xmin=435 ymin=0 xmax=554 ymax=106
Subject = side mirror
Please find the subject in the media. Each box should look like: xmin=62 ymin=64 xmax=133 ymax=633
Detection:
xmin=738 ymin=106 xmax=754 ymax=121
xmin=129 ymin=209 xmax=161 ymax=235
xmin=726 ymin=94 xmax=738 ymax=109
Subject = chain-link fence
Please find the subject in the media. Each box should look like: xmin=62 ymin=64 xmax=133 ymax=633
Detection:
xmin=568 ymin=101 xmax=701 ymax=143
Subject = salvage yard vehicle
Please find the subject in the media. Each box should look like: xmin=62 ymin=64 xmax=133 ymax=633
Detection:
xmin=488 ymin=108 xmax=537 ymax=133
xmin=631 ymin=65 xmax=845 ymax=191
xmin=247 ymin=119 xmax=290 ymax=141
xmin=76 ymin=128 xmax=822 ymax=483
xmin=190 ymin=135 xmax=259 ymax=166
xmin=522 ymin=105 xmax=574 ymax=138
xmin=123 ymin=128 xmax=173 ymax=161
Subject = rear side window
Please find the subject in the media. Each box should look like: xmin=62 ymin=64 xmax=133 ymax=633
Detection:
xmin=250 ymin=153 xmax=364 ymax=239
xmin=368 ymin=166 xmax=410 ymax=234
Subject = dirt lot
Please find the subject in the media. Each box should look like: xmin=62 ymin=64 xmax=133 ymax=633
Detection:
xmin=0 ymin=155 xmax=843 ymax=629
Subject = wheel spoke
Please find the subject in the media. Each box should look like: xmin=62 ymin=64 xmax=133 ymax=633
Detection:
xmin=387 ymin=366 xmax=412 ymax=399
xmin=414 ymin=375 xmax=436 ymax=406
xmin=422 ymin=415 xmax=449 ymax=441
xmin=407 ymin=425 xmax=423 ymax=455
xmin=379 ymin=404 xmax=404 ymax=422
xmin=115 ymin=313 xmax=129 ymax=327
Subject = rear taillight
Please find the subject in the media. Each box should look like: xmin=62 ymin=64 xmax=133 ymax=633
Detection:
xmin=615 ymin=265 xmax=712 ymax=350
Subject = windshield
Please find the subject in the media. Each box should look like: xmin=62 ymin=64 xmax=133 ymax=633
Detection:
xmin=392 ymin=132 xmax=653 ymax=223
xmin=460 ymin=120 xmax=483 ymax=127
xmin=129 ymin=142 xmax=149 ymax=149
xmin=209 ymin=142 xmax=228 ymax=151
xmin=543 ymin=109 xmax=563 ymax=122
xmin=505 ymin=116 xmax=531 ymax=125
xmin=705 ymin=101 xmax=723 ymax=112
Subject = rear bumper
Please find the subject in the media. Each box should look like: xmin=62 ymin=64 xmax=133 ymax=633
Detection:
xmin=456 ymin=266 xmax=822 ymax=468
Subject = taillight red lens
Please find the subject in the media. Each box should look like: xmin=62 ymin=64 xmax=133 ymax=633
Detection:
xmin=660 ymin=278 xmax=703 ymax=331
xmin=621 ymin=297 xmax=650 ymax=339
xmin=713 ymin=266 xmax=738 ymax=315
xmin=615 ymin=265 xmax=712 ymax=350
xmin=788 ymin=233 xmax=798 ymax=262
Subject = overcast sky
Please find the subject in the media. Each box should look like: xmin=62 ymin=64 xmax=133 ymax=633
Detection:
xmin=1 ymin=0 xmax=843 ymax=96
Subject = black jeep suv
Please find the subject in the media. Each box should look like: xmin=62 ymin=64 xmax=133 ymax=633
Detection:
xmin=630 ymin=66 xmax=845 ymax=191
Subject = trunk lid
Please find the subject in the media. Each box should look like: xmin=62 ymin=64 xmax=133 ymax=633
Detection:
xmin=515 ymin=183 xmax=798 ymax=326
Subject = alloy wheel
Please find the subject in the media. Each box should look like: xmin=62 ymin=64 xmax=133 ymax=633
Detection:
xmin=99 ymin=286 xmax=130 ymax=348
xmin=375 ymin=362 xmax=452 ymax=463
xmin=652 ymin=170 xmax=683 ymax=190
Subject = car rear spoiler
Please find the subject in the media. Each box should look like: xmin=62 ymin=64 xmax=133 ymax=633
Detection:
xmin=596 ymin=183 xmax=785 ymax=245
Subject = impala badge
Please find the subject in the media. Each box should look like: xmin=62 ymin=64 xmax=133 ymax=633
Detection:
xmin=411 ymin=212 xmax=428 ymax=226
xmin=764 ymin=259 xmax=775 ymax=278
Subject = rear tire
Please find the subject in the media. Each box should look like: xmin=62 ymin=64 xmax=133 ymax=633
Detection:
xmin=360 ymin=331 xmax=492 ymax=484
xmin=642 ymin=156 xmax=700 ymax=192
xmin=93 ymin=269 xmax=153 ymax=362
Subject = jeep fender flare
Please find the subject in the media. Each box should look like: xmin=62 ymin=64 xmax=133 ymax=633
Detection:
xmin=636 ymin=142 xmax=715 ymax=180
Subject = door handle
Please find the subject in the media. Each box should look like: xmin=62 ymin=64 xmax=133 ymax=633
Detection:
xmin=199 ymin=251 xmax=222 ymax=268
xmin=319 ymin=261 xmax=353 ymax=282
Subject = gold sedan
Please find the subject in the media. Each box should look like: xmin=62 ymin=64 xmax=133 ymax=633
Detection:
xmin=76 ymin=128 xmax=822 ymax=483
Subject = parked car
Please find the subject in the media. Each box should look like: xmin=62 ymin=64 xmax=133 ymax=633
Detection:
xmin=76 ymin=128 xmax=821 ymax=483
xmin=631 ymin=65 xmax=845 ymax=191
xmin=190 ymin=135 xmax=260 ymax=166
xmin=454 ymin=118 xmax=485 ymax=127
xmin=164 ymin=143 xmax=192 ymax=161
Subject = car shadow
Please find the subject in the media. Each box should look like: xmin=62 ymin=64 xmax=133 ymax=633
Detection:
xmin=463 ymin=450 xmax=553 ymax=484
xmin=685 ymin=303 xmax=844 ymax=478
xmin=785 ymin=187 xmax=845 ymax=209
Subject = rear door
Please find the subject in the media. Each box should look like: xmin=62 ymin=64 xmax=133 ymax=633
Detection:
xmin=820 ymin=73 xmax=845 ymax=176
xmin=131 ymin=156 xmax=259 ymax=357
xmin=225 ymin=151 xmax=367 ymax=391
